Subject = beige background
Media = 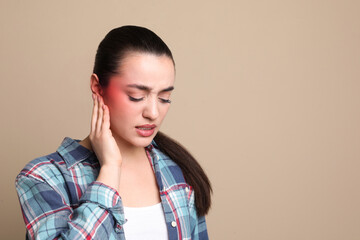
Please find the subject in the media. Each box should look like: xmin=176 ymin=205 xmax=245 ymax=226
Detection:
xmin=1 ymin=0 xmax=359 ymax=239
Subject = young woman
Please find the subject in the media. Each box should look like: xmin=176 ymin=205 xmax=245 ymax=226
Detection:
xmin=15 ymin=26 xmax=212 ymax=240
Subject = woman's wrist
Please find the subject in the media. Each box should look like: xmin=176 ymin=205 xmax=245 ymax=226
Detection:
xmin=96 ymin=164 xmax=122 ymax=192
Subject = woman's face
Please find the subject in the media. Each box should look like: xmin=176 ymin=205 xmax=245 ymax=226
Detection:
xmin=102 ymin=52 xmax=175 ymax=148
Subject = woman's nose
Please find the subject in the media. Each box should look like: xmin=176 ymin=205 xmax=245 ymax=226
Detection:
xmin=142 ymin=98 xmax=159 ymax=120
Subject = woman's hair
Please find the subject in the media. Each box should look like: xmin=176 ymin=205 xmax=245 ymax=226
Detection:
xmin=93 ymin=25 xmax=212 ymax=216
xmin=93 ymin=25 xmax=174 ymax=87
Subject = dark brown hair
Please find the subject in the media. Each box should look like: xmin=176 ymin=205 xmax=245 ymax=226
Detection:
xmin=93 ymin=25 xmax=212 ymax=216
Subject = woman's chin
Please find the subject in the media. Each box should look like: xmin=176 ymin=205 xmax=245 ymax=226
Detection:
xmin=133 ymin=137 xmax=155 ymax=148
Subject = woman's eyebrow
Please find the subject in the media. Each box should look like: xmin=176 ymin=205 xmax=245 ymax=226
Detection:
xmin=126 ymin=84 xmax=174 ymax=93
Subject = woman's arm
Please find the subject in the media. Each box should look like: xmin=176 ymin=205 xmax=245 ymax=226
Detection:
xmin=15 ymin=174 xmax=125 ymax=239
xmin=15 ymin=93 xmax=124 ymax=239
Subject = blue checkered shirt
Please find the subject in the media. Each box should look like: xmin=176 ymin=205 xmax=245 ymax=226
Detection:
xmin=15 ymin=137 xmax=208 ymax=240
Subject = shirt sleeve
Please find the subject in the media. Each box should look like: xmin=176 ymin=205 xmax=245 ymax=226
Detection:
xmin=15 ymin=174 xmax=125 ymax=240
xmin=188 ymin=190 xmax=209 ymax=240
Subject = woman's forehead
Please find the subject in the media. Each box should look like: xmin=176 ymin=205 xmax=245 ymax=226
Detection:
xmin=120 ymin=52 xmax=174 ymax=73
xmin=112 ymin=53 xmax=175 ymax=89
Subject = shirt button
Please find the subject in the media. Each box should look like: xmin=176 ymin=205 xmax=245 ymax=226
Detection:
xmin=171 ymin=221 xmax=177 ymax=227
xmin=115 ymin=223 xmax=122 ymax=233
xmin=185 ymin=187 xmax=189 ymax=192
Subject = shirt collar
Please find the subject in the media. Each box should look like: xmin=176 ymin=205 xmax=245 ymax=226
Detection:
xmin=56 ymin=137 xmax=97 ymax=169
xmin=56 ymin=136 xmax=157 ymax=169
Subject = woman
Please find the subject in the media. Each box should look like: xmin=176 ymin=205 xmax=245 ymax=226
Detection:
xmin=15 ymin=26 xmax=212 ymax=240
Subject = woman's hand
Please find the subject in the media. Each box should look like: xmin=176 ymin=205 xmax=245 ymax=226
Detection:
xmin=90 ymin=93 xmax=122 ymax=167
xmin=90 ymin=93 xmax=122 ymax=191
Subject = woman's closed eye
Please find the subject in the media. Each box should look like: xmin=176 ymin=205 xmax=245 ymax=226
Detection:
xmin=128 ymin=95 xmax=171 ymax=104
xmin=159 ymin=98 xmax=171 ymax=103
xmin=128 ymin=96 xmax=144 ymax=102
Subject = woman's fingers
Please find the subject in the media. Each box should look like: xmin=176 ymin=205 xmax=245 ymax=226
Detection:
xmin=91 ymin=93 xmax=98 ymax=135
xmin=96 ymin=95 xmax=104 ymax=135
xmin=88 ymin=93 xmax=122 ymax=168
xmin=102 ymin=104 xmax=110 ymax=131
xmin=91 ymin=93 xmax=110 ymax=136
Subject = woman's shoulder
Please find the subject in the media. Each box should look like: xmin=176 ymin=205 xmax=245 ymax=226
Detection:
xmin=150 ymin=142 xmax=188 ymax=186
xmin=150 ymin=142 xmax=181 ymax=169
xmin=16 ymin=149 xmax=65 ymax=183
xmin=16 ymin=137 xmax=96 ymax=182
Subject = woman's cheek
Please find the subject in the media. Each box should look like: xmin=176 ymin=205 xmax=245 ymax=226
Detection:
xmin=104 ymin=85 xmax=128 ymax=113
xmin=107 ymin=94 xmax=133 ymax=118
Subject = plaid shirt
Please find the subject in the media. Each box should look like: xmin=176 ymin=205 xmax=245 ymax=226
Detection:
xmin=15 ymin=137 xmax=208 ymax=240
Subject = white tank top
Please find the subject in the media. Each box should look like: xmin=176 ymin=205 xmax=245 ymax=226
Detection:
xmin=123 ymin=203 xmax=169 ymax=240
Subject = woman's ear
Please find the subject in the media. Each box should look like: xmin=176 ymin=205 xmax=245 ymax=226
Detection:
xmin=90 ymin=73 xmax=104 ymax=96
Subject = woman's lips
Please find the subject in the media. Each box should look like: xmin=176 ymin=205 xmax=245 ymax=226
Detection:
xmin=135 ymin=124 xmax=156 ymax=137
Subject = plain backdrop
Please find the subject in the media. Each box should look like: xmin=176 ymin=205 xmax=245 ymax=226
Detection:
xmin=1 ymin=0 xmax=360 ymax=239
